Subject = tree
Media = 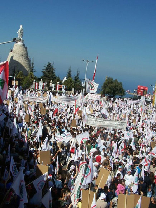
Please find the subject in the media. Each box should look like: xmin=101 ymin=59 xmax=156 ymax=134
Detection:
xmin=101 ymin=77 xmax=125 ymax=97
xmin=30 ymin=58 xmax=36 ymax=73
xmin=74 ymin=70 xmax=82 ymax=93
xmin=63 ymin=67 xmax=74 ymax=91
xmin=22 ymin=72 xmax=34 ymax=89
xmin=41 ymin=62 xmax=56 ymax=87
xmin=66 ymin=67 xmax=72 ymax=79
xmin=56 ymin=76 xmax=62 ymax=84
xmin=64 ymin=77 xmax=74 ymax=91
xmin=16 ymin=71 xmax=24 ymax=87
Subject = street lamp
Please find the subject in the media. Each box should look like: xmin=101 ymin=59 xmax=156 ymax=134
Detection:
xmin=82 ymin=59 xmax=94 ymax=81
xmin=82 ymin=59 xmax=94 ymax=94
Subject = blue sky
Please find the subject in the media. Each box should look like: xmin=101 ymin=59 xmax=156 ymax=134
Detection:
xmin=0 ymin=0 xmax=156 ymax=93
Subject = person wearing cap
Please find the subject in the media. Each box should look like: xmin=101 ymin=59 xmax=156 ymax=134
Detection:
xmin=96 ymin=192 xmax=109 ymax=208
xmin=93 ymin=162 xmax=99 ymax=177
xmin=95 ymin=151 xmax=102 ymax=164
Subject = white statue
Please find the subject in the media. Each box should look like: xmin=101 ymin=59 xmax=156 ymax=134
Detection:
xmin=39 ymin=79 xmax=43 ymax=90
xmin=17 ymin=25 xmax=23 ymax=41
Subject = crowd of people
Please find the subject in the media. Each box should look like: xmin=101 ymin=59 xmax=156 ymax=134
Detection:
xmin=0 ymin=88 xmax=156 ymax=208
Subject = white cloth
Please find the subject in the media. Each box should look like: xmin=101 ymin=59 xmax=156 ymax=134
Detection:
xmin=124 ymin=174 xmax=134 ymax=187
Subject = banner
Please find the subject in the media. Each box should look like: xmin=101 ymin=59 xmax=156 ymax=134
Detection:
xmin=86 ymin=79 xmax=99 ymax=94
xmin=55 ymin=132 xmax=72 ymax=143
xmin=71 ymin=163 xmax=85 ymax=206
xmin=86 ymin=115 xmax=127 ymax=130
xmin=76 ymin=132 xmax=89 ymax=145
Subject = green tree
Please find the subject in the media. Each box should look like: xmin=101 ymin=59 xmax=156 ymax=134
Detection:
xmin=74 ymin=70 xmax=82 ymax=93
xmin=56 ymin=76 xmax=62 ymax=84
xmin=64 ymin=77 xmax=74 ymax=91
xmin=22 ymin=72 xmax=34 ymax=89
xmin=30 ymin=58 xmax=36 ymax=73
xmin=16 ymin=71 xmax=24 ymax=87
xmin=101 ymin=77 xmax=125 ymax=97
xmin=66 ymin=67 xmax=72 ymax=79
xmin=63 ymin=66 xmax=74 ymax=91
xmin=41 ymin=62 xmax=56 ymax=87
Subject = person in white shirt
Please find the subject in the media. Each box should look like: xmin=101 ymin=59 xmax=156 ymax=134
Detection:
xmin=124 ymin=169 xmax=134 ymax=193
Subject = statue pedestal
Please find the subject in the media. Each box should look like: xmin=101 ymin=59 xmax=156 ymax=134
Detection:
xmin=7 ymin=42 xmax=31 ymax=76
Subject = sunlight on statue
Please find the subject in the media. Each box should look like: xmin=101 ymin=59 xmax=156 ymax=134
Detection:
xmin=17 ymin=25 xmax=23 ymax=41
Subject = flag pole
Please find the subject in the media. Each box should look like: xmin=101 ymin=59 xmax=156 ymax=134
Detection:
xmin=0 ymin=38 xmax=17 ymax=45
xmin=88 ymin=187 xmax=90 ymax=208
xmin=92 ymin=55 xmax=98 ymax=81
xmin=75 ymin=99 xmax=76 ymax=115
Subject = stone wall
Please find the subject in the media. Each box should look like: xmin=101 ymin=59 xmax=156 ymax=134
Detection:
xmin=7 ymin=42 xmax=31 ymax=76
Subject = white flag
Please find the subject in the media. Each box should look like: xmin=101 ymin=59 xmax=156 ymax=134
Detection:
xmin=130 ymin=137 xmax=136 ymax=151
xmin=11 ymin=169 xmax=28 ymax=207
xmin=76 ymin=131 xmax=89 ymax=145
xmin=10 ymin=156 xmax=18 ymax=178
xmin=141 ymin=165 xmax=144 ymax=180
xmin=3 ymin=167 xmax=10 ymax=182
xmin=91 ymin=193 xmax=96 ymax=208
xmin=29 ymin=190 xmax=42 ymax=206
xmin=37 ymin=120 xmax=42 ymax=141
xmin=135 ymin=196 xmax=142 ymax=208
xmin=41 ymin=188 xmax=52 ymax=208
xmin=41 ymin=137 xmax=48 ymax=151
xmin=71 ymin=164 xmax=85 ymax=206
xmin=82 ymin=156 xmax=93 ymax=185
xmin=85 ymin=79 xmax=99 ymax=94
xmin=33 ymin=172 xmax=48 ymax=192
